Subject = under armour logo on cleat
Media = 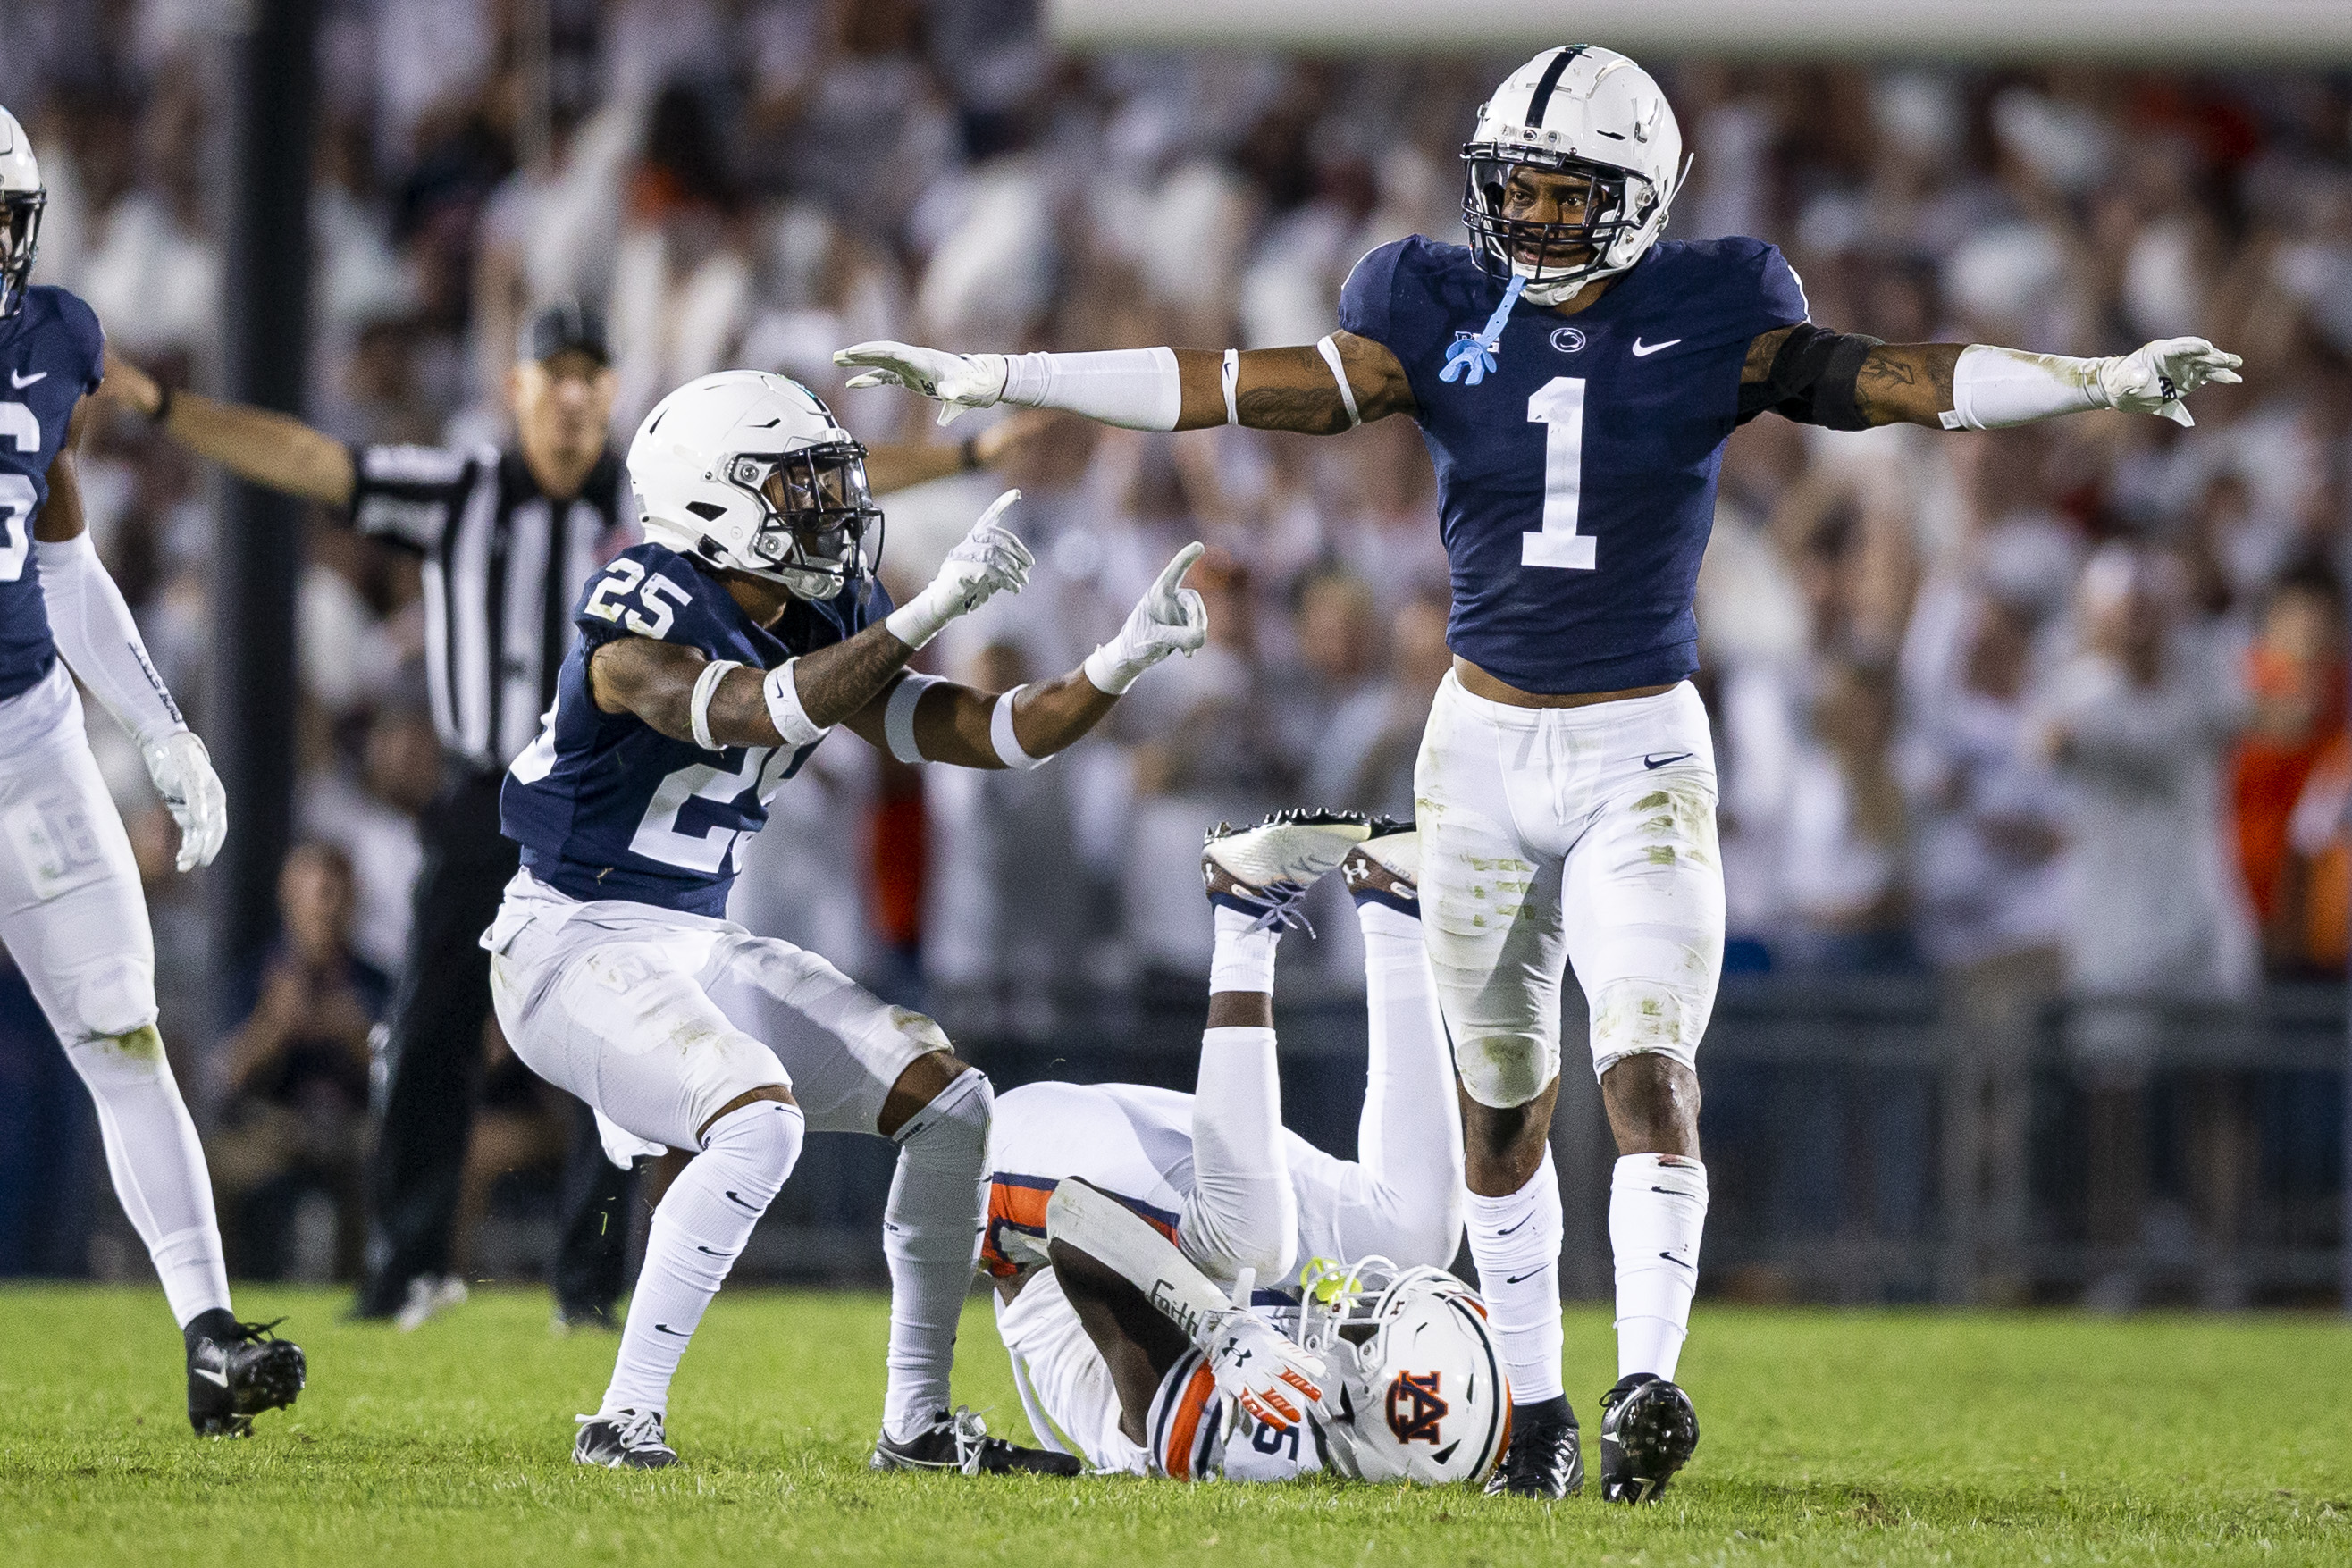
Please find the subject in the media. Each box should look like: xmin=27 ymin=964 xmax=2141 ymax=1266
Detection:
xmin=1643 ymin=752 xmax=1694 ymax=769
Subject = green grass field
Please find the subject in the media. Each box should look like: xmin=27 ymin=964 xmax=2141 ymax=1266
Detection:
xmin=4 ymin=1285 xmax=2348 ymax=1566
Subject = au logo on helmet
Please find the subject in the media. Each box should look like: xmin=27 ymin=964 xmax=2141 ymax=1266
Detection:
xmin=1386 ymin=1370 xmax=1449 ymax=1445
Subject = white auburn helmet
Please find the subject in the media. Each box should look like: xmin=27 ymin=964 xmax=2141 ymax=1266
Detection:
xmin=0 ymin=106 xmax=45 ymax=319
xmin=628 ymin=369 xmax=881 ymax=602
xmin=1461 ymin=45 xmax=1689 ymax=303
xmin=1300 ymin=1258 xmax=1510 ymax=1486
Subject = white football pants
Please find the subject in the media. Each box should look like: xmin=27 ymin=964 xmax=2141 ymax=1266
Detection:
xmin=1415 ymin=673 xmax=1724 ymax=1107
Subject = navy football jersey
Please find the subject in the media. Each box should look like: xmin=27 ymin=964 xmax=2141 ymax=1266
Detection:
xmin=501 ymin=541 xmax=889 ymax=917
xmin=1340 ymin=236 xmax=1807 ymax=694
xmin=0 ymin=286 xmax=106 ymax=700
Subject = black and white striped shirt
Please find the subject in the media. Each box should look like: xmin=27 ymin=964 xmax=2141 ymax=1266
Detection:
xmin=349 ymin=442 xmax=633 ymax=772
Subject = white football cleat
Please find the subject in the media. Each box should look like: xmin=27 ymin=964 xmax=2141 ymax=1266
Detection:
xmin=1202 ymin=809 xmax=1374 ymax=933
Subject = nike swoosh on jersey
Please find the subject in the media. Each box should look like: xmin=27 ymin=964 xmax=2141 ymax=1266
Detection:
xmin=1629 ymin=338 xmax=1682 ymax=357
xmin=10 ymin=369 xmax=46 ymax=388
xmin=1643 ymin=751 xmax=1695 ymax=769
xmin=193 ymin=1365 xmax=230 ymax=1387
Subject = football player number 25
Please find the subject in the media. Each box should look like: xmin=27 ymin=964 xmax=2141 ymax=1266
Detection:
xmin=584 ymin=558 xmax=692 ymax=637
xmin=1524 ymin=377 xmax=1595 ymax=571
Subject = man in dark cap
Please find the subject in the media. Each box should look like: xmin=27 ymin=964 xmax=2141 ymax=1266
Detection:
xmin=108 ymin=303 xmax=1029 ymax=1327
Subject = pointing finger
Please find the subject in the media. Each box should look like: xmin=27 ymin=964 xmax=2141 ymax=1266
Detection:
xmin=1150 ymin=541 xmax=1206 ymax=613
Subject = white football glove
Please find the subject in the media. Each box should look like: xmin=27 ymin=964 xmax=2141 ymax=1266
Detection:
xmin=1083 ymin=541 xmax=1209 ymax=695
xmin=142 ymin=730 xmax=227 ymax=873
xmin=883 ymin=489 xmax=1034 ymax=651
xmin=2098 ymin=336 xmax=2243 ymax=427
xmin=835 ymin=340 xmax=1009 ymax=427
xmin=1202 ymin=1304 xmax=1326 ymax=1434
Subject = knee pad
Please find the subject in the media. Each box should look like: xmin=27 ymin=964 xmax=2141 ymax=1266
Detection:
xmin=1588 ymin=978 xmax=1704 ymax=1081
xmin=698 ymin=1098 xmax=807 ymax=1212
xmin=62 ymin=956 xmax=159 ymax=1046
xmin=895 ymin=1068 xmax=992 ymax=1171
xmin=1453 ymin=1032 xmax=1558 ymax=1110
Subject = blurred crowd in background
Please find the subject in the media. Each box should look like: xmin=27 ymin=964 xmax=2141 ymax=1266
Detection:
xmin=3 ymin=0 xmax=2350 ymax=1287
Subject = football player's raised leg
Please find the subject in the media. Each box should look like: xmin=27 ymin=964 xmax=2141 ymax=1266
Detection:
xmin=1563 ymin=746 xmax=1721 ymax=1502
xmin=1330 ymin=827 xmax=1466 ymax=1267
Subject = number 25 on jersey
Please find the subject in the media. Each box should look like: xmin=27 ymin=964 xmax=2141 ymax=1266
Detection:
xmin=1524 ymin=377 xmax=1596 ymax=572
xmin=584 ymin=558 xmax=692 ymax=638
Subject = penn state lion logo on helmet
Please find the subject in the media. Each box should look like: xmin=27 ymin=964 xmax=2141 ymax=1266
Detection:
xmin=1301 ymin=1258 xmax=1510 ymax=1486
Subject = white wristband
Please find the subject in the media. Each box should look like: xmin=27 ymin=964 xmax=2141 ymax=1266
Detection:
xmin=1316 ymin=335 xmax=1362 ymax=429
xmin=1222 ymin=348 xmax=1240 ymax=427
xmin=997 ymin=347 xmax=1183 ymax=432
xmin=1939 ymin=343 xmax=2106 ymax=431
xmin=990 ymin=686 xmax=1049 ymax=770
xmin=690 ymin=659 xmax=742 ymax=751
xmin=760 ymin=659 xmax=830 ymax=749
xmin=885 ymin=674 xmax=944 ymax=764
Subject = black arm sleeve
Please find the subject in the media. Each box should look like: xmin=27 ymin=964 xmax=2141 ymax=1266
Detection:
xmin=1737 ymin=323 xmax=1886 ymax=432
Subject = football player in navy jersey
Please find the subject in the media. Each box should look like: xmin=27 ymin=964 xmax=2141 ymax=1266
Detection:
xmin=836 ymin=44 xmax=2244 ymax=1503
xmin=486 ymin=368 xmax=1206 ymax=1471
xmin=0 ymin=106 xmax=305 ymax=1434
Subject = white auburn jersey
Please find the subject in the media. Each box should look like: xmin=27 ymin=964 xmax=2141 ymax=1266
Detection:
xmin=985 ymin=1079 xmax=1463 ymax=1480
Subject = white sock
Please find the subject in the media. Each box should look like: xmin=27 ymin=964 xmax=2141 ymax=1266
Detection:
xmin=1610 ymin=1154 xmax=1708 ymax=1382
xmin=1465 ymin=1151 xmax=1565 ymax=1404
xmin=63 ymin=1032 xmax=231 ymax=1327
xmin=1209 ymin=906 xmax=1279 ymax=995
xmin=1351 ymin=901 xmax=1464 ymax=1264
xmin=1185 ymin=1026 xmax=1294 ymax=1281
xmin=880 ymin=1069 xmax=994 ymax=1442
xmin=602 ymin=1099 xmax=804 ymax=1416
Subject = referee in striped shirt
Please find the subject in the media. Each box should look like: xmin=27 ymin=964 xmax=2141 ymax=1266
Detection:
xmin=109 ymin=306 xmax=1037 ymax=1326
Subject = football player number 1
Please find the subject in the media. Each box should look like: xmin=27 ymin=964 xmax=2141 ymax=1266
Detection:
xmin=1523 ymin=377 xmax=1596 ymax=571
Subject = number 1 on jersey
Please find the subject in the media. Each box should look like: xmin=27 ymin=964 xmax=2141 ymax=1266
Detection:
xmin=1524 ymin=376 xmax=1595 ymax=571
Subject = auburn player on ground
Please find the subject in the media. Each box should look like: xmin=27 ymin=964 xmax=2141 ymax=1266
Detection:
xmin=836 ymin=44 xmax=2242 ymax=1501
xmin=991 ymin=812 xmax=1503 ymax=1485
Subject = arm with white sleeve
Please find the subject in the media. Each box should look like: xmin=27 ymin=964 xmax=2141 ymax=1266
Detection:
xmin=38 ymin=407 xmax=225 ymax=871
xmin=1045 ymin=1178 xmax=1325 ymax=1434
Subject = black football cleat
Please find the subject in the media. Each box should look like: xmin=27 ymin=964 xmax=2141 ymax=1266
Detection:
xmin=184 ymin=1311 xmax=307 ymax=1437
xmin=574 ymin=1409 xmax=679 ymax=1470
xmin=1598 ymin=1373 xmax=1700 ymax=1503
xmin=1484 ymin=1396 xmax=1583 ymax=1499
xmin=870 ymin=1407 xmax=1082 ymax=1476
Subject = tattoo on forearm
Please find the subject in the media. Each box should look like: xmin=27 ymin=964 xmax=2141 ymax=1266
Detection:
xmin=1852 ymin=345 xmax=1959 ymax=426
xmin=791 ymin=624 xmax=913 ymax=729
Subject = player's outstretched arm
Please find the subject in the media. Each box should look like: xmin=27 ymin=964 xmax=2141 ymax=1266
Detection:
xmin=1742 ymin=324 xmax=2242 ymax=432
xmin=839 ymin=542 xmax=1208 ymax=770
xmin=593 ymin=491 xmax=1034 ymax=750
xmin=100 ymin=348 xmax=356 ymax=507
xmin=38 ymin=399 xmax=227 ymax=871
xmin=833 ymin=333 xmax=1414 ymax=437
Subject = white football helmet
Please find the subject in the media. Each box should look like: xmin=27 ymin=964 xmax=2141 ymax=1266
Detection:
xmin=0 ymin=105 xmax=44 ymax=319
xmin=1300 ymin=1258 xmax=1510 ymax=1487
xmin=627 ymin=370 xmax=881 ymax=602
xmin=1461 ymin=46 xmax=1689 ymax=304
